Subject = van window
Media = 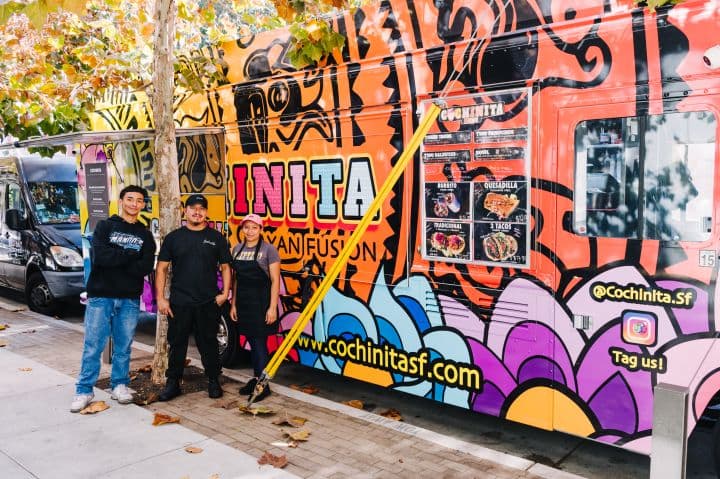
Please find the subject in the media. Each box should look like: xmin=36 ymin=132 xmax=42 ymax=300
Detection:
xmin=574 ymin=111 xmax=716 ymax=242
xmin=28 ymin=181 xmax=80 ymax=224
xmin=6 ymin=183 xmax=25 ymax=216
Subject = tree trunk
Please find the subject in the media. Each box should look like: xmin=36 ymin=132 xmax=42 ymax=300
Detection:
xmin=150 ymin=0 xmax=180 ymax=385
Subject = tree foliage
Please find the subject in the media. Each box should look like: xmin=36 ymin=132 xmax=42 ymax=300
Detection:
xmin=0 ymin=0 xmax=355 ymax=143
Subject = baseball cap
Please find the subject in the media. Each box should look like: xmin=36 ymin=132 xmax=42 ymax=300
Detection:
xmin=241 ymin=213 xmax=263 ymax=228
xmin=185 ymin=194 xmax=208 ymax=209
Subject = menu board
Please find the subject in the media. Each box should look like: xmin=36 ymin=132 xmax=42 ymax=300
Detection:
xmin=420 ymin=88 xmax=531 ymax=268
xmin=85 ymin=162 xmax=109 ymax=231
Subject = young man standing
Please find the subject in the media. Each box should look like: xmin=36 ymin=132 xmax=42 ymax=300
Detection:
xmin=155 ymin=194 xmax=232 ymax=401
xmin=71 ymin=185 xmax=156 ymax=412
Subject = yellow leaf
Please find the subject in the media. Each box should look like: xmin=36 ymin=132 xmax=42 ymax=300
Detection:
xmin=380 ymin=408 xmax=403 ymax=421
xmin=282 ymin=429 xmax=310 ymax=441
xmin=342 ymin=399 xmax=364 ymax=409
xmin=152 ymin=412 xmax=180 ymax=426
xmin=0 ymin=340 xmax=8 ymax=347
xmin=184 ymin=446 xmax=203 ymax=454
xmin=0 ymin=324 xmax=9 ymax=330
xmin=79 ymin=401 xmax=110 ymax=415
xmin=238 ymin=405 xmax=275 ymax=415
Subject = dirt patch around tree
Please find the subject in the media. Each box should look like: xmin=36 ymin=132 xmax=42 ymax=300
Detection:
xmin=96 ymin=361 xmax=240 ymax=405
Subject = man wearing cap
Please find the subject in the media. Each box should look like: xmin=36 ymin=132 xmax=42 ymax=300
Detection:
xmin=155 ymin=194 xmax=232 ymax=401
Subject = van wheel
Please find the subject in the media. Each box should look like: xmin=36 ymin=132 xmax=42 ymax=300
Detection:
xmin=218 ymin=304 xmax=240 ymax=367
xmin=713 ymin=418 xmax=720 ymax=475
xmin=26 ymin=272 xmax=58 ymax=315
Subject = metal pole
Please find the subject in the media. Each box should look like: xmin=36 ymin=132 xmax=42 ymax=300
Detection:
xmin=650 ymin=383 xmax=688 ymax=479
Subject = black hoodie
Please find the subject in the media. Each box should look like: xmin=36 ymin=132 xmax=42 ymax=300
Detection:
xmin=87 ymin=215 xmax=156 ymax=299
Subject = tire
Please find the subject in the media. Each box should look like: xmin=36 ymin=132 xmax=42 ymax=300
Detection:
xmin=713 ymin=417 xmax=720 ymax=476
xmin=26 ymin=272 xmax=59 ymax=316
xmin=218 ymin=303 xmax=240 ymax=367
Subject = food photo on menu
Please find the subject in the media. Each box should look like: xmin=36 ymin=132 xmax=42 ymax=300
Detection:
xmin=473 ymin=179 xmax=527 ymax=222
xmin=426 ymin=221 xmax=471 ymax=261
xmin=425 ymin=182 xmax=471 ymax=220
xmin=474 ymin=222 xmax=527 ymax=264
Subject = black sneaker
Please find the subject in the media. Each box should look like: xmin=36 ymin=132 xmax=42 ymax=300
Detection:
xmin=158 ymin=379 xmax=182 ymax=402
xmin=239 ymin=378 xmax=257 ymax=395
xmin=251 ymin=385 xmax=271 ymax=402
xmin=208 ymin=377 xmax=223 ymax=399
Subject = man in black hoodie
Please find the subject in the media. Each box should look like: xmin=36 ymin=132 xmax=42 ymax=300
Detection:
xmin=71 ymin=185 xmax=156 ymax=413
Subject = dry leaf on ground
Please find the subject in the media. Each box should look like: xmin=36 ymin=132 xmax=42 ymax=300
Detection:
xmin=272 ymin=415 xmax=308 ymax=427
xmin=380 ymin=408 xmax=403 ymax=421
xmin=79 ymin=401 xmax=110 ymax=415
xmin=209 ymin=475 xmax=220 ymax=479
xmin=212 ymin=398 xmax=238 ymax=409
xmin=0 ymin=339 xmax=8 ymax=347
xmin=137 ymin=364 xmax=152 ymax=373
xmin=129 ymin=374 xmax=138 ymax=382
xmin=152 ymin=412 xmax=180 ymax=426
xmin=342 ymin=399 xmax=364 ymax=409
xmin=184 ymin=446 xmax=203 ymax=454
xmin=142 ymin=393 xmax=159 ymax=406
xmin=18 ymin=367 xmax=32 ymax=372
xmin=289 ymin=384 xmax=319 ymax=395
xmin=258 ymin=451 xmax=288 ymax=468
xmin=282 ymin=429 xmax=310 ymax=441
xmin=0 ymin=324 xmax=8 ymax=331
xmin=238 ymin=405 xmax=275 ymax=416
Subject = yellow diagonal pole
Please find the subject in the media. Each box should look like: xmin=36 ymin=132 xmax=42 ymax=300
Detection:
xmin=248 ymin=102 xmax=442 ymax=404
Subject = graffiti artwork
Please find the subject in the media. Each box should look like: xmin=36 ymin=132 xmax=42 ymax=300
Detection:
xmin=85 ymin=0 xmax=720 ymax=458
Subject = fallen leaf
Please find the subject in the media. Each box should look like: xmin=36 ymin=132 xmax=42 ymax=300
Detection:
xmin=258 ymin=451 xmax=288 ymax=468
xmin=282 ymin=429 xmax=310 ymax=441
xmin=399 ymin=458 xmax=404 ymax=463
xmin=18 ymin=367 xmax=32 ymax=372
xmin=152 ymin=412 xmax=180 ymax=426
xmin=137 ymin=364 xmax=152 ymax=373
xmin=0 ymin=324 xmax=8 ymax=330
xmin=184 ymin=446 xmax=203 ymax=454
xmin=0 ymin=340 xmax=8 ymax=347
xmin=380 ymin=408 xmax=403 ymax=421
xmin=79 ymin=401 xmax=110 ymax=415
xmin=272 ymin=415 xmax=308 ymax=427
xmin=184 ymin=358 xmax=192 ymax=367
xmin=270 ymin=441 xmax=298 ymax=448
xmin=212 ymin=398 xmax=238 ymax=409
xmin=209 ymin=475 xmax=220 ymax=479
xmin=289 ymin=384 xmax=319 ymax=395
xmin=343 ymin=399 xmax=364 ymax=409
xmin=142 ymin=393 xmax=159 ymax=405
xmin=129 ymin=374 xmax=138 ymax=382
xmin=238 ymin=405 xmax=275 ymax=415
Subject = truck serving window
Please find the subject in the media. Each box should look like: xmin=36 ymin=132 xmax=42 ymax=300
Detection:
xmin=574 ymin=111 xmax=716 ymax=242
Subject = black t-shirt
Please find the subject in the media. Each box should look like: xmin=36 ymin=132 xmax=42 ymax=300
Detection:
xmin=158 ymin=226 xmax=232 ymax=306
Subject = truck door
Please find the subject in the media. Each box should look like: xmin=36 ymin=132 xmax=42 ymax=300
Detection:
xmin=2 ymin=182 xmax=29 ymax=290
xmin=0 ymin=180 xmax=9 ymax=288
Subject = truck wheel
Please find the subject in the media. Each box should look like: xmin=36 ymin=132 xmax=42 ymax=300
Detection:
xmin=713 ymin=418 xmax=720 ymax=475
xmin=218 ymin=304 xmax=239 ymax=367
xmin=26 ymin=272 xmax=58 ymax=315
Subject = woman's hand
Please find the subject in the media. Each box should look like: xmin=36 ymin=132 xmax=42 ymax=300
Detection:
xmin=265 ymin=307 xmax=277 ymax=325
xmin=230 ymin=305 xmax=238 ymax=322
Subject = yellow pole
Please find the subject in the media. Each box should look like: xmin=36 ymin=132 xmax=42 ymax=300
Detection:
xmin=248 ymin=102 xmax=442 ymax=403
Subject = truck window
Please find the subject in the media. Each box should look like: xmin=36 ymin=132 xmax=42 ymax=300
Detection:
xmin=28 ymin=181 xmax=80 ymax=224
xmin=574 ymin=111 xmax=716 ymax=242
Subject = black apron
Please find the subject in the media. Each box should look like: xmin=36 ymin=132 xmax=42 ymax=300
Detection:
xmin=232 ymin=240 xmax=275 ymax=338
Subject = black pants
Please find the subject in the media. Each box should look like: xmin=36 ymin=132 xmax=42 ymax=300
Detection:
xmin=247 ymin=336 xmax=269 ymax=378
xmin=166 ymin=301 xmax=221 ymax=381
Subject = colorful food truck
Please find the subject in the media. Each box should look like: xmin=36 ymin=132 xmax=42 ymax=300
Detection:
xmin=22 ymin=0 xmax=720 ymax=473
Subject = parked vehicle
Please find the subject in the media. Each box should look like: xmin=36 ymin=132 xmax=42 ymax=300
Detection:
xmin=0 ymin=151 xmax=83 ymax=314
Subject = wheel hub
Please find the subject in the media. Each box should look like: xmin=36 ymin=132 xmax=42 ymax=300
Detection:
xmin=31 ymin=282 xmax=53 ymax=308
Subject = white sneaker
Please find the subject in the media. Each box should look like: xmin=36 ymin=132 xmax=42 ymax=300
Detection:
xmin=70 ymin=393 xmax=94 ymax=413
xmin=111 ymin=384 xmax=134 ymax=404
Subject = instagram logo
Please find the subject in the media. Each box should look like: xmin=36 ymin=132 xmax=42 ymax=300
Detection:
xmin=622 ymin=311 xmax=657 ymax=346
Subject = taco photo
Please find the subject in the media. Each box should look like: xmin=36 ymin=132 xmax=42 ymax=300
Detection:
xmin=474 ymin=222 xmax=527 ymax=265
xmin=425 ymin=221 xmax=471 ymax=260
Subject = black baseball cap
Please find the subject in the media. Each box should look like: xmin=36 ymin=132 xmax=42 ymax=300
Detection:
xmin=185 ymin=194 xmax=208 ymax=209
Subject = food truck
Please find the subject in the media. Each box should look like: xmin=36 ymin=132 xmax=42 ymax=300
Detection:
xmin=21 ymin=0 xmax=720 ymax=473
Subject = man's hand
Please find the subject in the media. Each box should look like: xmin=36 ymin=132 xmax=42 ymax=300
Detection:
xmin=265 ymin=307 xmax=277 ymax=325
xmin=215 ymin=293 xmax=228 ymax=306
xmin=229 ymin=305 xmax=238 ymax=322
xmin=157 ymin=298 xmax=173 ymax=318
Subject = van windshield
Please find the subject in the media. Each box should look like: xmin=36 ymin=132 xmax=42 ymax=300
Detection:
xmin=28 ymin=181 xmax=80 ymax=224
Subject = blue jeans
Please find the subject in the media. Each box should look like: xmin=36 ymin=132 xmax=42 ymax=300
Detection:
xmin=76 ymin=297 xmax=140 ymax=394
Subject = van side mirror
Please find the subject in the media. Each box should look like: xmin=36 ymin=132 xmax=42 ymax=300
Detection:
xmin=6 ymin=209 xmax=28 ymax=231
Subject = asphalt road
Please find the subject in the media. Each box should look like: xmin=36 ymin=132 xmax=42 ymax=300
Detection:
xmin=3 ymin=289 xmax=715 ymax=479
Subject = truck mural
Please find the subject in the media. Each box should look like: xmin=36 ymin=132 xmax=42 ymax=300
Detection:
xmin=80 ymin=0 xmax=720 ymax=464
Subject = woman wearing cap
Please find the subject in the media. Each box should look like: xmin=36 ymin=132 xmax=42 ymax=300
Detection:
xmin=230 ymin=214 xmax=280 ymax=401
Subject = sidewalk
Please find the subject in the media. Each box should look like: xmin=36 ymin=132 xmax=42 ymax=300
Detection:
xmin=0 ymin=305 xmax=582 ymax=479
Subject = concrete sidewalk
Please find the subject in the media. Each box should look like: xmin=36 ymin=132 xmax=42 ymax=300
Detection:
xmin=0 ymin=347 xmax=297 ymax=479
xmin=0 ymin=305 xmax=582 ymax=479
